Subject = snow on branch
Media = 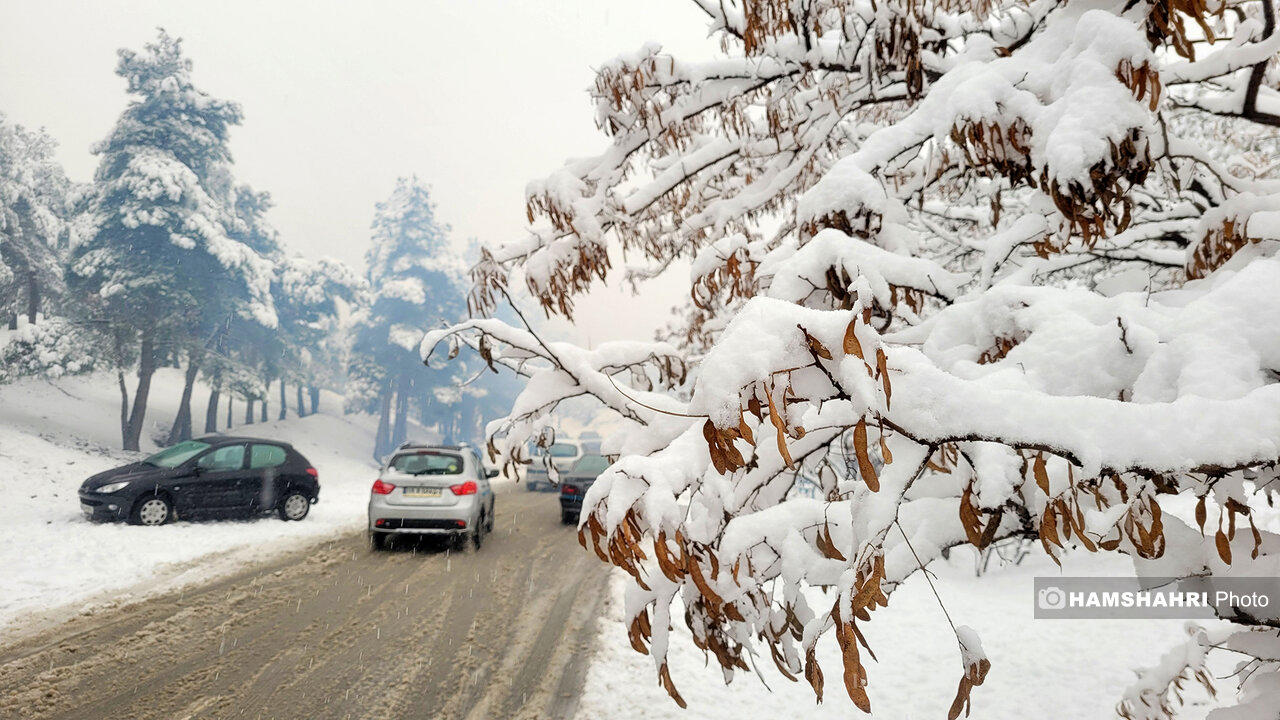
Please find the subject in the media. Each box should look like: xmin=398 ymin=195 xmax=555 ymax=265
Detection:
xmin=431 ymin=0 xmax=1280 ymax=714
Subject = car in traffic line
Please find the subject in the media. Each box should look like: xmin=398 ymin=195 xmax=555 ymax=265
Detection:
xmin=558 ymin=454 xmax=611 ymax=525
xmin=78 ymin=437 xmax=320 ymax=526
xmin=368 ymin=444 xmax=497 ymax=551
xmin=525 ymin=438 xmax=582 ymax=491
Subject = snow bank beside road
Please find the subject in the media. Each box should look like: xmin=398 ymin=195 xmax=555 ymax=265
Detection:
xmin=0 ymin=371 xmax=383 ymax=636
xmin=576 ymin=550 xmax=1224 ymax=719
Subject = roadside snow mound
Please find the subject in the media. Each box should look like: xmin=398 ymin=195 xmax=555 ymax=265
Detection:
xmin=0 ymin=370 xmax=380 ymax=634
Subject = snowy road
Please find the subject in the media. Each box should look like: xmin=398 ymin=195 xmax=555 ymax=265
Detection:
xmin=0 ymin=486 xmax=609 ymax=720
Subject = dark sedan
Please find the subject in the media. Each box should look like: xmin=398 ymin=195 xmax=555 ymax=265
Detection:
xmin=78 ymin=436 xmax=320 ymax=526
xmin=558 ymin=454 xmax=611 ymax=525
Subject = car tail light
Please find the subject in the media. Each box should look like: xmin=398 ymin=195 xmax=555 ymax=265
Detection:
xmin=563 ymin=485 xmax=579 ymax=495
xmin=449 ymin=480 xmax=478 ymax=496
xmin=371 ymin=479 xmax=396 ymax=495
xmin=306 ymin=467 xmax=318 ymax=478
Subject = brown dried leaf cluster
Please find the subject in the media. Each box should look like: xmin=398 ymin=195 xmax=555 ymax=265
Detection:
xmin=976 ymin=335 xmax=1020 ymax=365
xmin=1197 ymin=495 xmax=1265 ymax=563
xmin=823 ymin=554 xmax=888 ymax=710
xmin=692 ymin=245 xmax=758 ymax=310
xmin=1117 ymin=660 xmax=1216 ymax=720
xmin=1144 ymin=0 xmax=1226 ymax=60
xmin=948 ymin=646 xmax=991 ymax=720
xmin=874 ymin=9 xmax=948 ymax=99
xmin=1187 ymin=218 xmax=1261 ymax=279
xmin=952 ymin=118 xmax=1153 ymax=254
xmin=582 ymin=516 xmax=757 ymax=707
xmin=801 ymin=207 xmax=884 ymax=241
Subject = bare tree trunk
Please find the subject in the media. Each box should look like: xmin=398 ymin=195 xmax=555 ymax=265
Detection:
xmin=117 ymin=370 xmax=130 ymax=441
xmin=165 ymin=354 xmax=200 ymax=445
xmin=205 ymin=384 xmax=220 ymax=434
xmin=113 ymin=332 xmax=130 ymax=440
xmin=391 ymin=374 xmax=411 ymax=448
xmin=260 ymin=393 xmax=268 ymax=422
xmin=245 ymin=398 xmax=255 ymax=425
xmin=278 ymin=379 xmax=287 ymax=420
xmin=123 ymin=334 xmax=157 ymax=451
xmin=374 ymin=382 xmax=393 ymax=461
xmin=25 ymin=272 xmax=38 ymax=325
xmin=226 ymin=393 xmax=234 ymax=429
xmin=6 ymin=310 xmax=15 ymax=330
xmin=296 ymin=384 xmax=306 ymax=417
xmin=309 ymin=386 xmax=320 ymax=414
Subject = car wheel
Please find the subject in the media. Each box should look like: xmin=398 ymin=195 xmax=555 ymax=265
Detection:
xmin=370 ymin=531 xmax=388 ymax=551
xmin=278 ymin=491 xmax=310 ymax=521
xmin=561 ymin=510 xmax=577 ymax=526
xmin=472 ymin=518 xmax=484 ymax=550
xmin=130 ymin=495 xmax=173 ymax=526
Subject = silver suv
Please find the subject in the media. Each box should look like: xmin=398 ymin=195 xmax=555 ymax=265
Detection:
xmin=368 ymin=444 xmax=496 ymax=551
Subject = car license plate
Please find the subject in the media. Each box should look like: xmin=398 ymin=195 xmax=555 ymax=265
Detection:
xmin=80 ymin=503 xmax=93 ymax=517
xmin=404 ymin=486 xmax=440 ymax=498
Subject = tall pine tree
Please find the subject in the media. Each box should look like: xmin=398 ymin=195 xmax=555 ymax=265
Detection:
xmin=0 ymin=112 xmax=71 ymax=328
xmin=70 ymin=30 xmax=275 ymax=450
xmin=351 ymin=177 xmax=465 ymax=458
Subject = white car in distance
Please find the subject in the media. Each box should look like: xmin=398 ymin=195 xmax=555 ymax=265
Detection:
xmin=525 ymin=439 xmax=581 ymax=491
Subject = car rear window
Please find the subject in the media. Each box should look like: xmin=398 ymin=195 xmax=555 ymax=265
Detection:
xmin=389 ymin=451 xmax=464 ymax=475
xmin=547 ymin=443 xmax=578 ymax=458
xmin=250 ymin=444 xmax=287 ymax=469
xmin=571 ymin=455 xmax=610 ymax=474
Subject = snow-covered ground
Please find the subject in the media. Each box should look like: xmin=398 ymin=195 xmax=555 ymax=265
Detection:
xmin=0 ymin=370 xmax=395 ymax=636
xmin=576 ymin=549 xmax=1226 ymax=720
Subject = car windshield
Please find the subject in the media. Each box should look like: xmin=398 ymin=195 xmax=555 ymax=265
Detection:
xmin=143 ymin=440 xmax=211 ymax=468
xmin=547 ymin=443 xmax=578 ymax=458
xmin=389 ymin=451 xmax=463 ymax=476
xmin=570 ymin=454 xmax=610 ymax=475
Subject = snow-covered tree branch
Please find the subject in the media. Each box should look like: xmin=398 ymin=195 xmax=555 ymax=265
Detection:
xmin=429 ymin=0 xmax=1280 ymax=715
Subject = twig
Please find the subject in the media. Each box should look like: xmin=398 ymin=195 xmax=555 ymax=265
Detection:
xmin=606 ymin=375 xmax=707 ymax=418
xmin=896 ymin=519 xmax=957 ymax=634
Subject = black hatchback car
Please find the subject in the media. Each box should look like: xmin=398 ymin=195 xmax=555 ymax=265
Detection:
xmin=78 ymin=436 xmax=320 ymax=526
xmin=558 ymin=454 xmax=611 ymax=525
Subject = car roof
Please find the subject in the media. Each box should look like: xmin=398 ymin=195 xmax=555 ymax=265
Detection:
xmin=395 ymin=439 xmax=479 ymax=450
xmin=194 ymin=435 xmax=293 ymax=448
xmin=393 ymin=443 xmax=472 ymax=453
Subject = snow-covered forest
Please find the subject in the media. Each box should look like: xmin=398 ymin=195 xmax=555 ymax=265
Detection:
xmin=0 ymin=30 xmax=514 ymax=454
xmin=425 ymin=0 xmax=1280 ymax=717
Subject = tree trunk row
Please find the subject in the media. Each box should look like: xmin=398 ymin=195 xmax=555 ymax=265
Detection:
xmin=26 ymin=271 xmax=39 ymax=325
xmin=164 ymin=355 xmax=200 ymax=445
xmin=205 ymin=385 xmax=221 ymax=434
xmin=116 ymin=342 xmax=326 ymax=451
xmin=122 ymin=334 xmax=157 ymax=451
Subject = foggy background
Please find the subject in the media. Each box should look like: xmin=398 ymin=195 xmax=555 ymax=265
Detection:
xmin=0 ymin=0 xmax=711 ymax=342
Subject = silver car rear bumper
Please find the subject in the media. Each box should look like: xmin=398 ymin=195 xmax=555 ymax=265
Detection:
xmin=367 ymin=494 xmax=479 ymax=533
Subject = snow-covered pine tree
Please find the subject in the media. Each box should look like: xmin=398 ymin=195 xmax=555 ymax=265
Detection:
xmin=0 ymin=112 xmax=71 ymax=329
xmin=351 ymin=176 xmax=466 ymax=458
xmin=191 ymin=184 xmax=284 ymax=439
xmin=268 ymin=254 xmax=361 ymax=420
xmin=427 ymin=0 xmax=1280 ymax=716
xmin=70 ymin=30 xmax=275 ymax=450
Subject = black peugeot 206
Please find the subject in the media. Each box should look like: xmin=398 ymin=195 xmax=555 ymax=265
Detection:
xmin=78 ymin=436 xmax=320 ymax=526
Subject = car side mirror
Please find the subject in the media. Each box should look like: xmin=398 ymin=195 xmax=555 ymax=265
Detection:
xmin=485 ymin=469 xmax=499 ymax=479
xmin=191 ymin=465 xmax=204 ymax=476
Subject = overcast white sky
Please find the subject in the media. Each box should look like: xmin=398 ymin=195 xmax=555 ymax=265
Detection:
xmin=0 ymin=0 xmax=712 ymax=343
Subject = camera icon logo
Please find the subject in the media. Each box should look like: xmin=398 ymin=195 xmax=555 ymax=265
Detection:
xmin=1038 ymin=586 xmax=1067 ymax=610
